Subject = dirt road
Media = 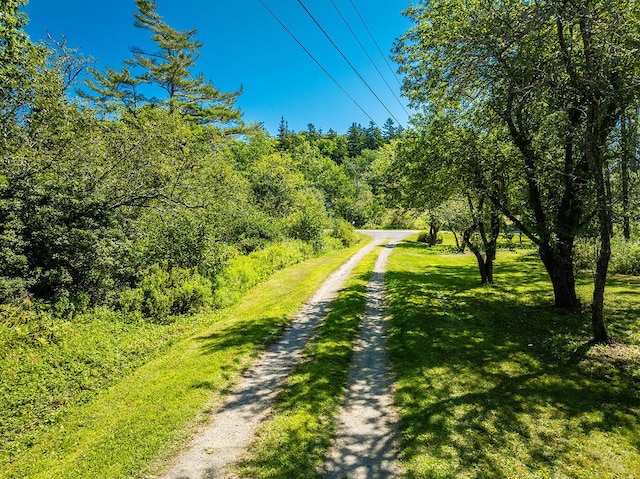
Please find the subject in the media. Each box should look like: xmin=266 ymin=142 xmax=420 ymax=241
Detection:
xmin=159 ymin=230 xmax=416 ymax=479
xmin=322 ymin=234 xmax=409 ymax=478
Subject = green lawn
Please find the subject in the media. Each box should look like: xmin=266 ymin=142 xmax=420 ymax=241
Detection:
xmin=386 ymin=241 xmax=640 ymax=478
xmin=0 ymin=238 xmax=370 ymax=479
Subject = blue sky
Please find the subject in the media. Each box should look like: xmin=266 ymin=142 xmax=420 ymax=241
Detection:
xmin=23 ymin=0 xmax=413 ymax=135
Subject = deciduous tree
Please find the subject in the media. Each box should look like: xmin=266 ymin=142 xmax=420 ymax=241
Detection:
xmin=396 ymin=0 xmax=640 ymax=342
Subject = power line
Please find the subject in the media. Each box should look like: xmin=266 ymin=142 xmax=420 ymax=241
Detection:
xmin=295 ymin=0 xmax=403 ymax=128
xmin=348 ymin=0 xmax=404 ymax=89
xmin=258 ymin=0 xmax=376 ymax=125
xmin=328 ymin=0 xmax=409 ymax=118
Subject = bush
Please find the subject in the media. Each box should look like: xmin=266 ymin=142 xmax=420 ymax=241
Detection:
xmin=212 ymin=241 xmax=314 ymax=309
xmin=610 ymin=238 xmax=640 ymax=275
xmin=330 ymin=218 xmax=359 ymax=247
xmin=118 ymin=264 xmax=213 ymax=321
xmin=573 ymin=238 xmax=597 ymax=273
xmin=0 ymin=179 xmax=124 ymax=304
xmin=417 ymin=231 xmax=443 ymax=245
xmin=0 ymin=303 xmax=66 ymax=349
xmin=287 ymin=190 xmax=327 ymax=246
xmin=574 ymin=236 xmax=640 ymax=276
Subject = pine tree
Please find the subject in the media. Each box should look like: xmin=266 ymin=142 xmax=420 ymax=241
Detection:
xmin=365 ymin=120 xmax=383 ymax=150
xmin=277 ymin=116 xmax=289 ymax=139
xmin=84 ymin=0 xmax=242 ymax=126
xmin=277 ymin=116 xmax=295 ymax=151
xmin=82 ymin=65 xmax=144 ymax=113
xmin=305 ymin=123 xmax=320 ymax=141
xmin=382 ymin=118 xmax=396 ymax=140
xmin=346 ymin=122 xmax=366 ymax=157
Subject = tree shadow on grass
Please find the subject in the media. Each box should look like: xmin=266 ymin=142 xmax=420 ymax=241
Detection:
xmin=194 ymin=312 xmax=293 ymax=358
xmin=385 ymin=249 xmax=640 ymax=478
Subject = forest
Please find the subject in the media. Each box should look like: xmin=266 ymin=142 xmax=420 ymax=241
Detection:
xmin=1 ymin=0 xmax=639 ymax=477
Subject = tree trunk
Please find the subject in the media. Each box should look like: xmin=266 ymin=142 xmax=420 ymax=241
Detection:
xmin=466 ymin=241 xmax=493 ymax=285
xmin=428 ymin=220 xmax=439 ymax=245
xmin=592 ymin=238 xmax=610 ymax=343
xmin=621 ymin=112 xmax=631 ymax=240
xmin=586 ymin=119 xmax=612 ymax=344
xmin=539 ymin=243 xmax=580 ymax=310
xmin=462 ymin=195 xmax=500 ymax=285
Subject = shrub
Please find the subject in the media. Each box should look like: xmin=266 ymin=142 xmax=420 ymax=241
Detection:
xmin=417 ymin=231 xmax=443 ymax=245
xmin=287 ymin=190 xmax=327 ymax=245
xmin=574 ymin=236 xmax=640 ymax=276
xmin=212 ymin=241 xmax=314 ymax=309
xmin=0 ymin=179 xmax=124 ymax=304
xmin=610 ymin=238 xmax=640 ymax=275
xmin=118 ymin=264 xmax=213 ymax=321
xmin=330 ymin=218 xmax=359 ymax=247
xmin=573 ymin=237 xmax=597 ymax=273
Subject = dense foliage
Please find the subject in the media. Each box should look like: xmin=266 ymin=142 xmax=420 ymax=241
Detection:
xmin=0 ymin=0 xmax=404 ymax=316
xmin=0 ymin=0 xmax=407 ymax=465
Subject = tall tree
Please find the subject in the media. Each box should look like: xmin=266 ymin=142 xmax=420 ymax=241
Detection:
xmin=620 ymin=105 xmax=639 ymax=240
xmin=85 ymin=0 xmax=242 ymax=128
xmin=346 ymin=122 xmax=367 ymax=158
xmin=0 ymin=0 xmax=47 ymax=136
xmin=382 ymin=118 xmax=397 ymax=141
xmin=365 ymin=121 xmax=383 ymax=150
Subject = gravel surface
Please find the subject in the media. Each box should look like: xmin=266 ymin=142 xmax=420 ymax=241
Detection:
xmin=322 ymin=236 xmax=407 ymax=479
xmin=159 ymin=231 xmax=416 ymax=479
xmin=159 ymin=238 xmax=383 ymax=479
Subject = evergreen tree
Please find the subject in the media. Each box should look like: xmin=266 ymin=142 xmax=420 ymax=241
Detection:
xmin=85 ymin=0 xmax=242 ymax=127
xmin=82 ymin=65 xmax=144 ymax=114
xmin=305 ymin=123 xmax=320 ymax=141
xmin=346 ymin=122 xmax=366 ymax=157
xmin=277 ymin=116 xmax=295 ymax=151
xmin=382 ymin=118 xmax=397 ymax=141
xmin=365 ymin=121 xmax=383 ymax=150
xmin=278 ymin=116 xmax=289 ymax=139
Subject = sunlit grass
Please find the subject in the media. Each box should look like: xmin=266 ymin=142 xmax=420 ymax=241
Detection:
xmin=386 ymin=241 xmax=640 ymax=479
xmin=234 ymin=245 xmax=381 ymax=479
xmin=0 ymin=238 xmax=371 ymax=479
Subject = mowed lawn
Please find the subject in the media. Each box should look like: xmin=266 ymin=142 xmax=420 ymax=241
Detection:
xmin=386 ymin=240 xmax=640 ymax=478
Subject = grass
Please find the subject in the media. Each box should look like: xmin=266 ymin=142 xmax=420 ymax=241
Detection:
xmin=0 ymin=306 xmax=209 ymax=466
xmin=0 ymin=237 xmax=370 ymax=479
xmin=234 ymin=244 xmax=381 ymax=479
xmin=386 ymin=240 xmax=640 ymax=478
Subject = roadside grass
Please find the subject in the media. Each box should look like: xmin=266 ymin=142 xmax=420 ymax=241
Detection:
xmin=0 ymin=305 xmax=212 ymax=466
xmin=386 ymin=241 xmax=640 ymax=478
xmin=235 ymin=245 xmax=381 ymax=479
xmin=0 ymin=237 xmax=370 ymax=479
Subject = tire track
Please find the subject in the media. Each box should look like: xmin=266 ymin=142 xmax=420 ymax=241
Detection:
xmin=159 ymin=239 xmax=382 ymax=479
xmin=322 ymin=238 xmax=403 ymax=479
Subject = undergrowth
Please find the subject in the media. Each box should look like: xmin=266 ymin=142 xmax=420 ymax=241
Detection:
xmin=0 ymin=236 xmax=369 ymax=476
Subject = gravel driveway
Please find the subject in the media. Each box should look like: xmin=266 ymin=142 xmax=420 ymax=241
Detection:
xmin=159 ymin=230 xmax=416 ymax=479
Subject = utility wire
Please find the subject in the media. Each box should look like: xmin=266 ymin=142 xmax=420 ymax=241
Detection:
xmin=258 ymin=0 xmax=376 ymax=124
xmin=329 ymin=0 xmax=409 ymax=118
xmin=348 ymin=0 xmax=404 ymax=89
xmin=295 ymin=0 xmax=403 ymax=128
